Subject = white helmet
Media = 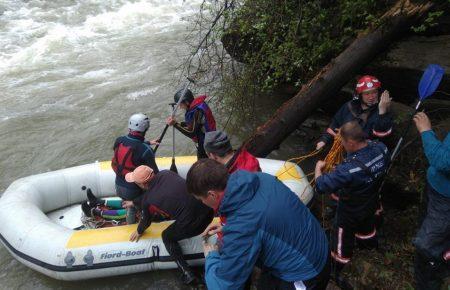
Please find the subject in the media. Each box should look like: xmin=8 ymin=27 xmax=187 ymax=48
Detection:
xmin=128 ymin=113 xmax=150 ymax=132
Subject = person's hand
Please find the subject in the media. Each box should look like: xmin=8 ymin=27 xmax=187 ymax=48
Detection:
xmin=378 ymin=90 xmax=392 ymax=115
xmin=149 ymin=139 xmax=160 ymax=146
xmin=315 ymin=160 xmax=326 ymax=179
xmin=166 ymin=116 xmax=176 ymax=126
xmin=316 ymin=141 xmax=326 ymax=150
xmin=202 ymin=222 xmax=223 ymax=238
xmin=316 ymin=160 xmax=326 ymax=171
xmin=203 ymin=241 xmax=218 ymax=257
xmin=122 ymin=200 xmax=134 ymax=209
xmin=130 ymin=230 xmax=142 ymax=242
xmin=413 ymin=112 xmax=432 ymax=133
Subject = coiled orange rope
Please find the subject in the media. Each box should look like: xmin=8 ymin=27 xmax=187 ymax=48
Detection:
xmin=323 ymin=133 xmax=345 ymax=173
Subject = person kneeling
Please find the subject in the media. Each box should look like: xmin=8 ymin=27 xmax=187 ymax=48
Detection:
xmin=125 ymin=165 xmax=214 ymax=285
xmin=186 ymin=159 xmax=330 ymax=290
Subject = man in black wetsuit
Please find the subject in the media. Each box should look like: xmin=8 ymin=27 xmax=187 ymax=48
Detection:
xmin=123 ymin=165 xmax=214 ymax=285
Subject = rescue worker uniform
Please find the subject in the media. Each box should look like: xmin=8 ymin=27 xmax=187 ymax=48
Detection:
xmin=137 ymin=170 xmax=214 ymax=283
xmin=319 ymin=90 xmax=393 ymax=224
xmin=413 ymin=130 xmax=450 ymax=290
xmin=174 ymin=95 xmax=216 ymax=159
xmin=319 ymin=98 xmax=393 ymax=146
xmin=315 ymin=141 xmax=389 ymax=276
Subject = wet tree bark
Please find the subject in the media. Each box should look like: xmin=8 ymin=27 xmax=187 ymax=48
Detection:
xmin=243 ymin=0 xmax=435 ymax=157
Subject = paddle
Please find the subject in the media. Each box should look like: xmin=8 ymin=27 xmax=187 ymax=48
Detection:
xmin=390 ymin=64 xmax=445 ymax=161
xmin=169 ymin=103 xmax=178 ymax=173
xmin=153 ymin=77 xmax=195 ymax=154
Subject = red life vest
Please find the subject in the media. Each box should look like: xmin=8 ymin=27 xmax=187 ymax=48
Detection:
xmin=111 ymin=143 xmax=138 ymax=178
xmin=228 ymin=148 xmax=261 ymax=174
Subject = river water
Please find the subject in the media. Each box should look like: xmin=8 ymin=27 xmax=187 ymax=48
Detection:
xmin=0 ymin=1 xmax=318 ymax=289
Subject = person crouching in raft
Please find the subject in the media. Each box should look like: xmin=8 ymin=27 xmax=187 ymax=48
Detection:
xmin=166 ymin=89 xmax=216 ymax=159
xmin=124 ymin=165 xmax=214 ymax=286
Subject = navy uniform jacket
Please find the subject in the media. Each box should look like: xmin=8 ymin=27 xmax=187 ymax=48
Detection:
xmin=316 ymin=141 xmax=389 ymax=214
xmin=319 ymin=100 xmax=393 ymax=146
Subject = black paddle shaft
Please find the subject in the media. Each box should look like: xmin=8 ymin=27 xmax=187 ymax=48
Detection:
xmin=152 ymin=78 xmax=195 ymax=154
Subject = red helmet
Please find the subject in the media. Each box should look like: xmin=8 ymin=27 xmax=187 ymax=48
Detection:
xmin=356 ymin=75 xmax=381 ymax=94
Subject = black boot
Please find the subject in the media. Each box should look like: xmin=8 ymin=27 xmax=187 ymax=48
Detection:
xmin=333 ymin=274 xmax=354 ymax=290
xmin=81 ymin=201 xmax=93 ymax=217
xmin=81 ymin=202 xmax=102 ymax=218
xmin=86 ymin=188 xmax=104 ymax=207
xmin=175 ymin=259 xmax=198 ymax=285
xmin=331 ymin=262 xmax=354 ymax=290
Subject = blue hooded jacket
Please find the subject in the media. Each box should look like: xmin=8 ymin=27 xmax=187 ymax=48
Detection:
xmin=205 ymin=171 xmax=329 ymax=289
xmin=421 ymin=130 xmax=450 ymax=198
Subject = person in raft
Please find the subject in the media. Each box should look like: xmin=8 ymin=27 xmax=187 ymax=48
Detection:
xmin=81 ymin=188 xmax=127 ymax=221
xmin=123 ymin=165 xmax=214 ymax=285
xmin=314 ymin=121 xmax=389 ymax=289
xmin=186 ymin=159 xmax=330 ymax=290
xmin=412 ymin=112 xmax=450 ymax=290
xmin=111 ymin=113 xmax=159 ymax=224
xmin=166 ymin=89 xmax=216 ymax=159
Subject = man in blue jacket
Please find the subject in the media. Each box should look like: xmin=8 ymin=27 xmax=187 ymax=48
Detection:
xmin=186 ymin=159 xmax=330 ymax=290
xmin=315 ymin=121 xmax=389 ymax=289
xmin=412 ymin=112 xmax=450 ymax=290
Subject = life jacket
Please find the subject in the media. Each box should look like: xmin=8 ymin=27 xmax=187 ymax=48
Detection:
xmin=227 ymin=148 xmax=261 ymax=174
xmin=347 ymin=101 xmax=374 ymax=128
xmin=185 ymin=95 xmax=216 ymax=143
xmin=111 ymin=142 xmax=138 ymax=178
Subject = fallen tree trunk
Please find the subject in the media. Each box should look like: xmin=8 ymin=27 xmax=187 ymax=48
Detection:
xmin=243 ymin=0 xmax=434 ymax=157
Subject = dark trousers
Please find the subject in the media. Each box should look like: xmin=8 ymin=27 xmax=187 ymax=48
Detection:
xmin=331 ymin=209 xmax=377 ymax=268
xmin=257 ymin=253 xmax=331 ymax=290
xmin=413 ymin=184 xmax=450 ymax=290
xmin=161 ymin=210 xmax=213 ymax=268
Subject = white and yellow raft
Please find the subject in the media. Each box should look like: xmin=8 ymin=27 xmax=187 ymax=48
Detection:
xmin=0 ymin=156 xmax=312 ymax=281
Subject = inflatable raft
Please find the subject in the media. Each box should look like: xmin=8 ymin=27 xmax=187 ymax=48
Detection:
xmin=0 ymin=156 xmax=313 ymax=281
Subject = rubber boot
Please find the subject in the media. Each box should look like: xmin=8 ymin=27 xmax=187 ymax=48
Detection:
xmin=81 ymin=201 xmax=93 ymax=217
xmin=332 ymin=262 xmax=354 ymax=290
xmin=175 ymin=259 xmax=198 ymax=285
xmin=86 ymin=188 xmax=104 ymax=207
xmin=166 ymin=241 xmax=199 ymax=285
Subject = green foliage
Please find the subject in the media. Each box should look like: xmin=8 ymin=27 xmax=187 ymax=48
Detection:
xmin=222 ymin=0 xmax=389 ymax=92
xmin=412 ymin=10 xmax=445 ymax=33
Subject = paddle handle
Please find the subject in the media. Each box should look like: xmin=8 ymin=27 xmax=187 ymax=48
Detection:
xmin=153 ymin=125 xmax=169 ymax=153
xmin=390 ymin=100 xmax=421 ymax=161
